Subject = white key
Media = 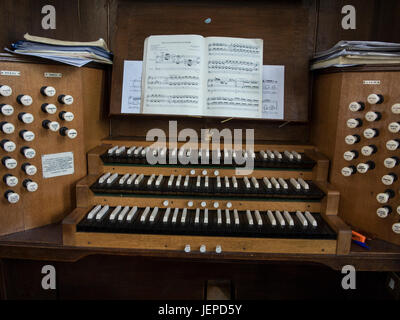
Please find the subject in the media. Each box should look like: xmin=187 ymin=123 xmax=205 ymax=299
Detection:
xmin=117 ymin=206 xmax=130 ymax=221
xmin=151 ymin=148 xmax=157 ymax=157
xmin=163 ymin=208 xmax=172 ymax=223
xmin=87 ymin=205 xmax=102 ymax=220
xmin=126 ymin=206 xmax=138 ymax=222
xmin=254 ymin=210 xmax=262 ymax=226
xmin=290 ymin=178 xmax=301 ymax=190
xmin=217 ymin=176 xmax=221 ymax=188
xmin=246 ymin=210 xmax=254 ymax=225
xmin=168 ymin=175 xmax=175 ymax=187
xmin=267 ymin=210 xmax=276 ymax=226
xmin=292 ymin=151 xmax=301 ymax=160
xmin=116 ymin=146 xmax=126 ymax=155
xmin=232 ymin=176 xmax=238 ymax=188
xmin=184 ymin=175 xmax=190 ymax=187
xmin=126 ymin=174 xmax=137 ymax=185
xmin=119 ymin=173 xmax=130 ymax=185
xmin=149 ymin=207 xmax=159 ymax=222
xmin=205 ymin=148 xmax=210 ymax=159
xmin=273 ymin=150 xmax=282 ymax=159
xmin=263 ymin=177 xmax=272 ymax=189
xmin=186 ymin=148 xmax=192 ymax=157
xmin=275 ymin=210 xmax=285 ymax=227
xmin=217 ymin=209 xmax=222 ymax=225
xmin=205 ymin=176 xmax=209 ymax=188
xmin=284 ymin=150 xmax=293 ymax=160
xmin=107 ymin=146 xmax=118 ymax=155
xmin=160 ymin=147 xmax=167 ymax=157
xmin=95 ymin=205 xmax=110 ymax=221
xmin=204 ymin=208 xmax=209 ymax=224
xmin=155 ymin=174 xmax=163 ymax=186
xmin=283 ymin=211 xmax=294 ymax=226
xmin=266 ymin=150 xmax=275 ymax=159
xmin=172 ymin=208 xmax=179 ymax=223
xmin=141 ymin=147 xmax=149 ymax=157
xmin=224 ymin=176 xmax=230 ymax=188
xmin=109 ymin=206 xmax=122 ymax=221
xmin=251 ymin=177 xmax=259 ymax=188
xmin=195 ymin=208 xmax=200 ymax=224
xmin=250 ymin=151 xmax=256 ymax=159
xmin=244 ymin=151 xmax=249 ymax=159
xmin=224 ymin=149 xmax=229 ymax=159
xmin=178 ymin=147 xmax=185 ymax=158
xmin=305 ymin=211 xmax=317 ymax=227
xmin=98 ymin=172 xmax=111 ymax=184
xmin=133 ymin=146 xmax=143 ymax=156
xmin=298 ymin=178 xmax=309 ymax=190
xmin=134 ymin=174 xmax=144 ymax=185
xmin=181 ymin=208 xmax=188 ymax=224
xmin=270 ymin=177 xmax=280 ymax=189
xmin=278 ymin=178 xmax=288 ymax=189
xmin=217 ymin=148 xmax=221 ymax=159
xmin=171 ymin=148 xmax=177 ymax=157
xmin=234 ymin=209 xmax=239 ymax=225
xmin=127 ymin=146 xmax=136 ymax=156
xmin=106 ymin=173 xmax=118 ymax=184
xmin=176 ymin=175 xmax=182 ymax=187
xmin=147 ymin=174 xmax=156 ymax=186
xmin=296 ymin=211 xmax=308 ymax=227
xmin=196 ymin=175 xmax=201 ymax=188
xmin=260 ymin=150 xmax=268 ymax=159
xmin=244 ymin=177 xmax=251 ymax=189
xmin=140 ymin=207 xmax=151 ymax=222
xmin=225 ymin=209 xmax=231 ymax=225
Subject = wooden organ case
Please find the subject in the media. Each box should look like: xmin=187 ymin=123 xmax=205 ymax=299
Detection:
xmin=0 ymin=56 xmax=108 ymax=236
xmin=312 ymin=68 xmax=400 ymax=246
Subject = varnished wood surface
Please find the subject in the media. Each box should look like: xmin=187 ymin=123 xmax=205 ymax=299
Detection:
xmin=312 ymin=71 xmax=400 ymax=246
xmin=0 ymin=223 xmax=399 ymax=271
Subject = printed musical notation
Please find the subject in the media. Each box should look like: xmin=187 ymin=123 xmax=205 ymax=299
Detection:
xmin=207 ymin=77 xmax=259 ymax=91
xmin=207 ymin=96 xmax=259 ymax=107
xmin=208 ymin=42 xmax=261 ymax=56
xmin=147 ymin=75 xmax=200 ymax=89
xmin=155 ymin=52 xmax=201 ymax=67
xmin=208 ymin=59 xmax=260 ymax=73
xmin=146 ymin=94 xmax=199 ymax=105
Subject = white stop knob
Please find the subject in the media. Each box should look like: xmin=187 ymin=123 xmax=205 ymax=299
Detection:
xmin=392 ymin=223 xmax=400 ymax=234
xmin=1 ymin=140 xmax=16 ymax=152
xmin=187 ymin=201 xmax=193 ymax=207
xmin=200 ymin=245 xmax=206 ymax=253
xmin=17 ymin=95 xmax=33 ymax=106
xmin=0 ymin=85 xmax=12 ymax=96
xmin=376 ymin=192 xmax=390 ymax=204
xmin=376 ymin=207 xmax=391 ymax=219
xmin=386 ymin=140 xmax=400 ymax=151
xmin=0 ymin=104 xmax=14 ymax=116
xmin=213 ymin=202 xmax=219 ymax=208
xmin=4 ymin=175 xmax=18 ymax=187
xmin=388 ymin=122 xmax=400 ymax=133
xmin=25 ymin=180 xmax=38 ymax=192
xmin=226 ymin=202 xmax=232 ymax=208
xmin=162 ymin=200 xmax=169 ymax=206
xmin=215 ymin=245 xmax=222 ymax=254
xmin=0 ymin=122 xmax=14 ymax=134
xmin=367 ymin=93 xmax=383 ymax=104
xmin=58 ymin=94 xmax=74 ymax=105
xmin=41 ymin=86 xmax=56 ymax=97
xmin=5 ymin=191 xmax=20 ymax=204
xmin=391 ymin=103 xmax=400 ymax=114
xmin=2 ymin=157 xmax=17 ymax=169
xmin=201 ymin=201 xmax=207 ymax=207
xmin=184 ymin=245 xmax=191 ymax=253
xmin=42 ymin=103 xmax=57 ymax=114
xmin=349 ymin=101 xmax=364 ymax=112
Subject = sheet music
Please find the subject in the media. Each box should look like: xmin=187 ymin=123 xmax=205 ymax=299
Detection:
xmin=261 ymin=65 xmax=284 ymax=120
xmin=205 ymin=37 xmax=263 ymax=118
xmin=141 ymin=35 xmax=204 ymax=116
xmin=121 ymin=60 xmax=142 ymax=114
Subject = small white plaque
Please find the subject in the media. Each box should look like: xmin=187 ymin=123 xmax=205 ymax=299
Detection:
xmin=1 ymin=70 xmax=20 ymax=76
xmin=363 ymin=80 xmax=380 ymax=85
xmin=42 ymin=152 xmax=74 ymax=178
xmin=44 ymin=72 xmax=62 ymax=78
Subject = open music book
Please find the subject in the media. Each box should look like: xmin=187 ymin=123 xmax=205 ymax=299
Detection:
xmin=141 ymin=35 xmax=264 ymax=118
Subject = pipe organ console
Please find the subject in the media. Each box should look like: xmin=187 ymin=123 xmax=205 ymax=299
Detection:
xmin=0 ymin=58 xmax=107 ymax=236
xmin=312 ymin=68 xmax=400 ymax=246
xmin=62 ymin=141 xmax=352 ymax=255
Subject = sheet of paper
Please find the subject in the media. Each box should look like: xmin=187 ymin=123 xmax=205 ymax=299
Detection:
xmin=121 ymin=60 xmax=142 ymax=114
xmin=205 ymin=37 xmax=263 ymax=118
xmin=261 ymin=65 xmax=284 ymax=120
xmin=141 ymin=35 xmax=204 ymax=116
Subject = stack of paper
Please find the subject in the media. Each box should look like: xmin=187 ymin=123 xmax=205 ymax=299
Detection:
xmin=310 ymin=41 xmax=400 ymax=70
xmin=5 ymin=33 xmax=113 ymax=67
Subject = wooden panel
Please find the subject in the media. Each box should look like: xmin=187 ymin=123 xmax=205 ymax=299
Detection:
xmin=0 ymin=0 xmax=109 ymax=51
xmin=312 ymin=70 xmax=400 ymax=246
xmin=0 ymin=61 xmax=107 ymax=235
xmin=109 ymin=0 xmax=318 ymax=123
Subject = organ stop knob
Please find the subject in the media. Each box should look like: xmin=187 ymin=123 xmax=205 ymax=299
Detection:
xmin=392 ymin=104 xmax=400 ymax=114
xmin=42 ymin=120 xmax=60 ymax=132
xmin=4 ymin=190 xmax=20 ymax=204
xmin=341 ymin=166 xmax=356 ymax=176
xmin=41 ymin=103 xmax=57 ymax=114
xmin=361 ymin=145 xmax=377 ymax=156
xmin=40 ymin=86 xmax=56 ymax=97
xmin=184 ymin=245 xmax=191 ymax=253
xmin=367 ymin=93 xmax=384 ymax=104
xmin=23 ymin=179 xmax=38 ymax=192
xmin=200 ymin=245 xmax=206 ymax=253
xmin=1 ymin=156 xmax=17 ymax=169
xmin=59 ymin=127 xmax=77 ymax=139
xmin=22 ymin=163 xmax=37 ymax=176
xmin=376 ymin=189 xmax=395 ymax=204
xmin=356 ymin=161 xmax=375 ymax=174
xmin=346 ymin=118 xmax=362 ymax=128
xmin=388 ymin=122 xmax=400 ymax=133
xmin=16 ymin=94 xmax=33 ymax=106
xmin=365 ymin=111 xmax=381 ymax=122
xmin=3 ymin=174 xmax=18 ymax=187
xmin=345 ymin=134 xmax=360 ymax=145
xmin=0 ymin=122 xmax=15 ymax=134
xmin=363 ymin=128 xmax=379 ymax=139
xmin=381 ymin=173 xmax=397 ymax=186
xmin=58 ymin=94 xmax=74 ymax=105
xmin=20 ymin=146 xmax=36 ymax=159
xmin=0 ymin=85 xmax=12 ymax=97
xmin=384 ymin=157 xmax=400 ymax=169
xmin=0 ymin=139 xmax=16 ymax=152
xmin=376 ymin=206 xmax=392 ymax=219
xmin=18 ymin=112 xmax=34 ymax=124
xmin=19 ymin=130 xmax=35 ymax=142
xmin=386 ymin=140 xmax=400 ymax=151
xmin=349 ymin=101 xmax=365 ymax=112
xmin=0 ymin=104 xmax=14 ymax=116
xmin=59 ymin=111 xmax=74 ymax=122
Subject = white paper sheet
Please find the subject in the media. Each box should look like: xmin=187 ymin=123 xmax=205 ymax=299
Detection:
xmin=121 ymin=60 xmax=142 ymax=114
xmin=261 ymin=65 xmax=284 ymax=120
